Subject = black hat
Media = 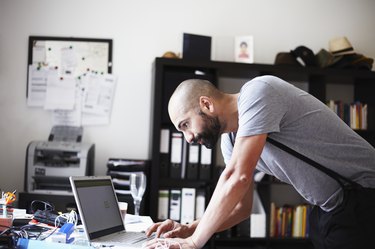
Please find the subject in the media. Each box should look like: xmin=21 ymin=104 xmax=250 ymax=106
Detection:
xmin=331 ymin=54 xmax=374 ymax=70
xmin=290 ymin=46 xmax=318 ymax=67
xmin=274 ymin=52 xmax=303 ymax=66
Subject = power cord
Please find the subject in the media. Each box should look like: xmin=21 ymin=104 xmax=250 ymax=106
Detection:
xmin=54 ymin=210 xmax=78 ymax=227
xmin=0 ymin=201 xmax=79 ymax=248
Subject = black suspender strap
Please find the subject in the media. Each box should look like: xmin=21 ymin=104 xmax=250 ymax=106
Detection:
xmin=267 ymin=137 xmax=361 ymax=189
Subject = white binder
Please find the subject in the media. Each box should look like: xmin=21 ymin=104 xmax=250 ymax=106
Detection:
xmin=180 ymin=188 xmax=196 ymax=224
xmin=250 ymin=189 xmax=266 ymax=238
xmin=157 ymin=189 xmax=169 ymax=220
xmin=169 ymin=189 xmax=181 ymax=221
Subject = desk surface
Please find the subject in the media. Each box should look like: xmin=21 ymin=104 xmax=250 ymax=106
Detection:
xmin=16 ymin=214 xmax=153 ymax=249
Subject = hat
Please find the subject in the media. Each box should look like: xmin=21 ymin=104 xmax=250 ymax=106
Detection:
xmin=162 ymin=51 xmax=181 ymax=59
xmin=331 ymin=54 xmax=374 ymax=70
xmin=329 ymin=37 xmax=355 ymax=56
xmin=315 ymin=49 xmax=342 ymax=68
xmin=290 ymin=46 xmax=317 ymax=67
xmin=274 ymin=52 xmax=303 ymax=66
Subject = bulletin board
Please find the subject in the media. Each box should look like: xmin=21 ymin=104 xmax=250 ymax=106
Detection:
xmin=27 ymin=36 xmax=113 ymax=97
xmin=26 ymin=36 xmax=117 ymax=127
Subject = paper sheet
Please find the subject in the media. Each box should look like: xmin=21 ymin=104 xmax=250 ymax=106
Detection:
xmin=125 ymin=214 xmax=154 ymax=232
xmin=27 ymin=65 xmax=49 ymax=107
xmin=44 ymin=73 xmax=76 ymax=110
xmin=81 ymin=73 xmax=117 ymax=126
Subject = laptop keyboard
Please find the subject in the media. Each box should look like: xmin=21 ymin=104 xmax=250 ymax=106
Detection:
xmin=94 ymin=231 xmax=151 ymax=245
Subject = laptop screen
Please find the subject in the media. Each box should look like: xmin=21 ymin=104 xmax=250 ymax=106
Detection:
xmin=71 ymin=177 xmax=125 ymax=240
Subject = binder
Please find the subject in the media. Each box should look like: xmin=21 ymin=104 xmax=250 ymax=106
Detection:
xmin=169 ymin=189 xmax=181 ymax=221
xmin=250 ymin=189 xmax=266 ymax=238
xmin=180 ymin=188 xmax=196 ymax=225
xmin=159 ymin=129 xmax=170 ymax=178
xmin=186 ymin=143 xmax=199 ymax=180
xmin=170 ymin=132 xmax=183 ymax=179
xmin=157 ymin=189 xmax=169 ymax=220
xmin=195 ymin=189 xmax=206 ymax=219
xmin=180 ymin=140 xmax=188 ymax=179
xmin=199 ymin=146 xmax=212 ymax=180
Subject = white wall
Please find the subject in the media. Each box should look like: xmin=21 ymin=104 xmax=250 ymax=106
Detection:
xmin=1 ymin=0 xmax=374 ymax=193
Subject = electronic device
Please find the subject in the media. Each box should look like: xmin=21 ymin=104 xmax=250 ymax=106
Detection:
xmin=25 ymin=126 xmax=95 ymax=195
xmin=32 ymin=210 xmax=68 ymax=227
xmin=69 ymin=176 xmax=151 ymax=248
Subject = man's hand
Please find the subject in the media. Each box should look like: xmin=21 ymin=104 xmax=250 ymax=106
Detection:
xmin=143 ymin=237 xmax=198 ymax=249
xmin=145 ymin=219 xmax=194 ymax=238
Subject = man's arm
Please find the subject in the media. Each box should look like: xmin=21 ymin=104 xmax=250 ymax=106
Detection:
xmin=191 ymin=133 xmax=267 ymax=248
xmin=145 ymin=183 xmax=253 ymax=238
xmin=216 ymin=180 xmax=254 ymax=232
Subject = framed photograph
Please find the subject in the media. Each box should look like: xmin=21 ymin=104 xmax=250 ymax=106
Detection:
xmin=234 ymin=36 xmax=254 ymax=63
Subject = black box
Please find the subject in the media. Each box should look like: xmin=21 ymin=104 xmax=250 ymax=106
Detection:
xmin=183 ymin=33 xmax=211 ymax=61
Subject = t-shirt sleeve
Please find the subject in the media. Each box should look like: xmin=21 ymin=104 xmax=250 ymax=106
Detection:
xmin=237 ymin=79 xmax=287 ymax=138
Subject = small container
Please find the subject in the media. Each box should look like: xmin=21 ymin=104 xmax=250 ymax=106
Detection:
xmin=118 ymin=202 xmax=128 ymax=221
xmin=0 ymin=215 xmax=13 ymax=232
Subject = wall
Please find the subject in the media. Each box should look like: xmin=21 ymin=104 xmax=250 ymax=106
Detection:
xmin=0 ymin=0 xmax=374 ymax=194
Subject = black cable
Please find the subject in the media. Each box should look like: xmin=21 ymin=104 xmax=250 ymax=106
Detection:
xmin=29 ymin=200 xmax=55 ymax=214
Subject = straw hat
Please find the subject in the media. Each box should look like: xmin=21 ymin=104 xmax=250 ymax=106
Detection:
xmin=328 ymin=37 xmax=355 ymax=56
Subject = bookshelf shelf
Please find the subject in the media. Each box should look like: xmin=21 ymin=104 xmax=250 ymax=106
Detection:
xmin=150 ymin=57 xmax=375 ymax=248
xmin=214 ymin=237 xmax=313 ymax=249
xmin=158 ymin=178 xmax=213 ymax=189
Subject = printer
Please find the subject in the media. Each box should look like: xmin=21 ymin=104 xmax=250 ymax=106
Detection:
xmin=25 ymin=126 xmax=95 ymax=195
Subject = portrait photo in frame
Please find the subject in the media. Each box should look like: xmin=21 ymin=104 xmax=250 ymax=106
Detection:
xmin=234 ymin=36 xmax=254 ymax=63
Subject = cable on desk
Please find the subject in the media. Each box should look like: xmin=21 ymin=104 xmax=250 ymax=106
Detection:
xmin=29 ymin=200 xmax=55 ymax=214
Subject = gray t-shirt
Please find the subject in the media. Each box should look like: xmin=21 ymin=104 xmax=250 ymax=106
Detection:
xmin=221 ymin=75 xmax=375 ymax=211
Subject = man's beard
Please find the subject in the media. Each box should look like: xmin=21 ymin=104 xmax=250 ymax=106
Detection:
xmin=193 ymin=111 xmax=221 ymax=149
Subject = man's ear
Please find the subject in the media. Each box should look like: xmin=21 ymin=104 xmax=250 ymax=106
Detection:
xmin=199 ymin=96 xmax=214 ymax=113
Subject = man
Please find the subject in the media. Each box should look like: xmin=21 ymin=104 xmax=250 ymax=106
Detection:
xmin=145 ymin=75 xmax=375 ymax=249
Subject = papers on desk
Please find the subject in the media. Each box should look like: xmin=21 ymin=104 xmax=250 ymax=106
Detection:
xmin=27 ymin=65 xmax=117 ymax=126
xmin=125 ymin=214 xmax=154 ymax=232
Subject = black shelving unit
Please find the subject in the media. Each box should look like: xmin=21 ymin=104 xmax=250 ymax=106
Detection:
xmin=150 ymin=57 xmax=375 ymax=248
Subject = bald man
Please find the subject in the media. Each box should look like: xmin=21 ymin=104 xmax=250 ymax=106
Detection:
xmin=145 ymin=75 xmax=375 ymax=249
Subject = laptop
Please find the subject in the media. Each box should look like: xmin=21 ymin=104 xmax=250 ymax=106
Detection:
xmin=69 ymin=176 xmax=152 ymax=248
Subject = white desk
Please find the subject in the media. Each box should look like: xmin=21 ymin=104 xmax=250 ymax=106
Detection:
xmin=17 ymin=215 xmax=154 ymax=249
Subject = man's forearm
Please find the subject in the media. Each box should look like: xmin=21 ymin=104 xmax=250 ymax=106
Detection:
xmin=189 ymin=134 xmax=266 ymax=248
xmin=216 ymin=183 xmax=253 ymax=232
xmin=190 ymin=168 xmax=252 ymax=247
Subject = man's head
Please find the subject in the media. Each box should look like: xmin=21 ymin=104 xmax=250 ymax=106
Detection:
xmin=168 ymin=79 xmax=223 ymax=149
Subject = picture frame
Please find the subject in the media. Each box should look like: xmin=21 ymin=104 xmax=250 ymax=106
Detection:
xmin=234 ymin=35 xmax=254 ymax=63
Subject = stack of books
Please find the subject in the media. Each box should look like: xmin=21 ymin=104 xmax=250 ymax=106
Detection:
xmin=327 ymin=100 xmax=368 ymax=130
xmin=269 ymin=203 xmax=311 ymax=238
